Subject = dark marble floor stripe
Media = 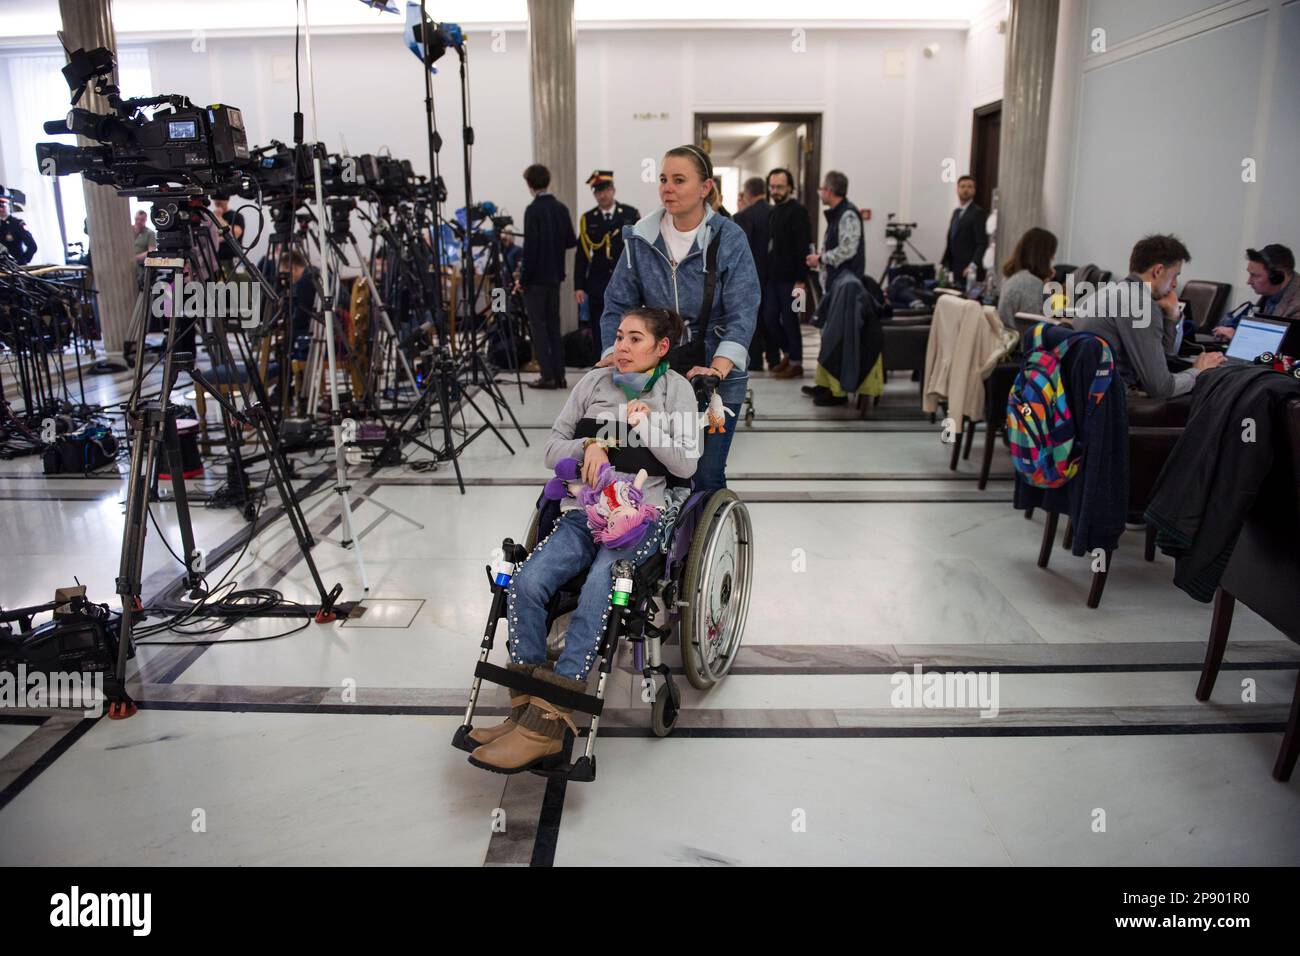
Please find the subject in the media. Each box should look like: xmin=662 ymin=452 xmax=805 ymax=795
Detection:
xmin=0 ymin=714 xmax=99 ymax=812
xmin=483 ymin=773 xmax=548 ymax=867
xmin=121 ymin=697 xmax=1288 ymax=733
xmin=531 ymin=777 xmax=568 ymax=868
xmin=358 ymin=472 xmax=1011 ymax=487
xmin=592 ymin=721 xmax=1289 ymax=739
xmin=0 ymin=490 xmax=108 ymax=501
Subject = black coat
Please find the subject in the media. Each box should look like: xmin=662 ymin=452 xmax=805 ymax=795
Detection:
xmin=767 ymin=198 xmax=811 ymax=283
xmin=1014 ymin=325 xmax=1130 ymax=556
xmin=815 ymin=272 xmax=883 ymax=394
xmin=1146 ymin=365 xmax=1300 ymax=602
xmin=521 ymin=193 xmax=577 ymax=287
xmin=940 ymin=203 xmax=988 ymax=276
xmin=733 ymin=200 xmax=770 ymax=282
xmin=0 ymin=216 xmax=37 ymax=265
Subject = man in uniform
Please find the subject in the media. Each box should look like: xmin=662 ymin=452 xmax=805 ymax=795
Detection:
xmin=574 ymin=170 xmax=639 ymax=355
xmin=0 ymin=191 xmax=38 ymax=265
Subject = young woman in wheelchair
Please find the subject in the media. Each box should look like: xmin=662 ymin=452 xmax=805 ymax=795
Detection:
xmin=468 ymin=307 xmax=702 ymax=773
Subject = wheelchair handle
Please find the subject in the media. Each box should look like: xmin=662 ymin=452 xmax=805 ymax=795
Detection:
xmin=691 ymin=372 xmax=722 ymax=407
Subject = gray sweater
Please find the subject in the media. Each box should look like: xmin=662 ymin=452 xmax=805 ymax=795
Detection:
xmin=1072 ymin=274 xmax=1197 ymax=399
xmin=997 ymin=269 xmax=1047 ymax=329
xmin=544 ymin=366 xmax=701 ymax=508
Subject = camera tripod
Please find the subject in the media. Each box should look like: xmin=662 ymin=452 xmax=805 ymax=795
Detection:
xmin=879 ymin=223 xmax=928 ymax=287
xmin=109 ymin=189 xmax=344 ymax=718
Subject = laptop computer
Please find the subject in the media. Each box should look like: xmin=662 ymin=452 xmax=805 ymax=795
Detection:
xmin=1224 ymin=316 xmax=1289 ymax=364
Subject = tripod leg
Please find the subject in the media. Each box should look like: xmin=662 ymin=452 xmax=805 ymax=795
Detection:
xmin=159 ymin=410 xmax=204 ymax=594
xmin=435 ymin=364 xmax=466 ymax=494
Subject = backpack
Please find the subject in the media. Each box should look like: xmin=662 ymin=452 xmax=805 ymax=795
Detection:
xmin=1006 ymin=325 xmax=1114 ymax=489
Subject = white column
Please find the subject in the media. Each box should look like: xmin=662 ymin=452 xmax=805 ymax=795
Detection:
xmin=995 ymin=0 xmax=1060 ymax=264
xmin=58 ymin=0 xmax=137 ymax=359
xmin=527 ymin=0 xmax=578 ymax=334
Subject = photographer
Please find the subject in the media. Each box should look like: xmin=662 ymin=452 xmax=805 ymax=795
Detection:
xmin=211 ymin=194 xmax=245 ymax=278
xmin=131 ymin=209 xmax=155 ymax=264
xmin=0 ymin=194 xmax=37 ymax=265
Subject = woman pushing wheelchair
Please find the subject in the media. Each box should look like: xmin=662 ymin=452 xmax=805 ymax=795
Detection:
xmin=466 ymin=307 xmax=703 ymax=773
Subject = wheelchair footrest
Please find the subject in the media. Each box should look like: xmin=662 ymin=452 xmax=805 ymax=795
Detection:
xmin=474 ymin=661 xmax=604 ymax=716
xmin=451 ymin=724 xmax=476 ymax=754
xmin=530 ymin=754 xmax=596 ymax=783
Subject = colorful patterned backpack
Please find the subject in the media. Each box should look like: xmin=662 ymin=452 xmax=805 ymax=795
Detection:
xmin=1006 ymin=325 xmax=1114 ymax=488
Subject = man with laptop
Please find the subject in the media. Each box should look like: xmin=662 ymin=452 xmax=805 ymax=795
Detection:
xmin=1212 ymin=244 xmax=1300 ymax=340
xmin=1073 ymin=235 xmax=1225 ymax=400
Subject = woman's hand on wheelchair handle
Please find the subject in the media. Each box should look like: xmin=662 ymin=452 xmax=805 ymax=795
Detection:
xmin=582 ymin=442 xmax=610 ymax=487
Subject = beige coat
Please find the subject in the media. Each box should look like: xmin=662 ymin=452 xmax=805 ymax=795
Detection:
xmin=922 ymin=294 xmax=1017 ymax=425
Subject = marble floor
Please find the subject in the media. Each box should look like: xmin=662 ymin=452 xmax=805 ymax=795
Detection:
xmin=2 ymin=329 xmax=1297 ymax=866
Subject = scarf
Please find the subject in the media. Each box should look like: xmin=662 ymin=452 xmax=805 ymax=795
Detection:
xmin=611 ymin=359 xmax=668 ymax=400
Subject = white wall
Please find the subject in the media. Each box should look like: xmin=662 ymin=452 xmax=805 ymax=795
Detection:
xmin=573 ymin=26 xmax=971 ymax=278
xmin=1 ymin=18 xmax=1001 ymax=280
xmin=1056 ymin=0 xmax=1298 ymax=305
xmin=734 ymin=125 xmax=800 ymax=196
xmin=954 ymin=0 xmax=1007 ymax=178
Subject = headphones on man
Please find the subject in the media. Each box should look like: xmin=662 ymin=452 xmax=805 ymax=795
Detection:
xmin=1248 ymin=247 xmax=1285 ymax=286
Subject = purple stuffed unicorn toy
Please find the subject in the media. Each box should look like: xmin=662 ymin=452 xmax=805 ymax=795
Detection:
xmin=544 ymin=458 xmax=659 ymax=549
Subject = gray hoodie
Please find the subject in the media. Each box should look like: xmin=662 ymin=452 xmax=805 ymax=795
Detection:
xmin=544 ymin=366 xmax=702 ymax=508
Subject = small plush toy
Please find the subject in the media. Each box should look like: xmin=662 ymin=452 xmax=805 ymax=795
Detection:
xmin=577 ymin=463 xmax=660 ymax=549
xmin=701 ymin=391 xmax=735 ymax=434
xmin=543 ymin=457 xmax=584 ymax=502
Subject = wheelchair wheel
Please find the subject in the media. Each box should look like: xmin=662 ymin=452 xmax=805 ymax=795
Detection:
xmin=650 ymin=676 xmax=681 ymax=737
xmin=679 ymin=489 xmax=753 ymax=689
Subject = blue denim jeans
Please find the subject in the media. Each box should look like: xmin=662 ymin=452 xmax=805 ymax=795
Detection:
xmin=693 ymin=400 xmax=742 ymax=494
xmin=507 ymin=509 xmax=665 ymax=681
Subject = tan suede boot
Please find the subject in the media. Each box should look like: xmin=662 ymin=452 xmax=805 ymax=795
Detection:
xmin=468 ymin=662 xmax=545 ymax=747
xmin=468 ymin=670 xmax=587 ymax=774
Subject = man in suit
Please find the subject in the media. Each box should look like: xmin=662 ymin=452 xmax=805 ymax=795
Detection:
xmin=574 ymin=169 xmax=638 ymax=356
xmin=940 ymin=175 xmax=988 ymax=281
xmin=733 ymin=176 xmax=777 ymax=372
xmin=521 ymin=163 xmax=578 ymax=389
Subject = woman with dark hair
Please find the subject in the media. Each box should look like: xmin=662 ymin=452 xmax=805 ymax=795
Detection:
xmin=997 ymin=226 xmax=1058 ymax=329
xmin=467 ymin=307 xmax=701 ymax=774
xmin=596 ymin=145 xmax=761 ymax=492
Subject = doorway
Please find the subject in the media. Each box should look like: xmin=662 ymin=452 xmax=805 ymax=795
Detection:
xmin=969 ymin=101 xmax=1001 ymax=213
xmin=693 ymin=112 xmax=823 ymax=235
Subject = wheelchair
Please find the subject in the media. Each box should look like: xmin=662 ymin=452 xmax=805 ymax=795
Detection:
xmin=452 ymin=376 xmax=754 ymax=782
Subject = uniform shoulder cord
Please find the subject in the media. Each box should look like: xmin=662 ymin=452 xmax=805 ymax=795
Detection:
xmin=579 ymin=214 xmax=615 ymax=261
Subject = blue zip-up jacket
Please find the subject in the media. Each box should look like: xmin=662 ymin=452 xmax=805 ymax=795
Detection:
xmin=599 ymin=207 xmax=760 ymax=405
